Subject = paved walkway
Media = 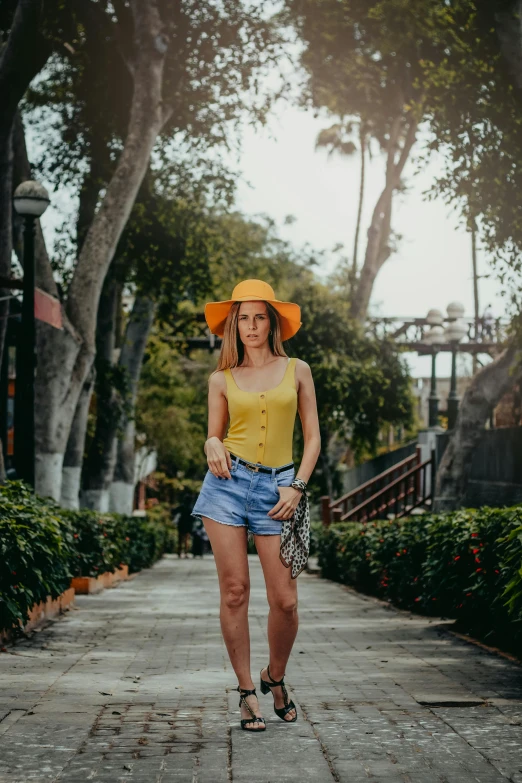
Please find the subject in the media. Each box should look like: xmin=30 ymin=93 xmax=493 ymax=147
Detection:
xmin=1 ymin=556 xmax=522 ymax=783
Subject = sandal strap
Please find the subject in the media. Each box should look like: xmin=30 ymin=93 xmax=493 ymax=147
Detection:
xmin=238 ymin=687 xmax=259 ymax=721
xmin=266 ymin=664 xmax=285 ymax=687
xmin=266 ymin=665 xmax=290 ymax=707
xmin=237 ymin=686 xmax=257 ymax=697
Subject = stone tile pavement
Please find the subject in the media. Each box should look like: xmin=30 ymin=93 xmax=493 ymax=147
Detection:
xmin=1 ymin=554 xmax=522 ymax=782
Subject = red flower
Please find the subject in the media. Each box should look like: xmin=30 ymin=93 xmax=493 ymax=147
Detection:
xmin=494 ymin=569 xmax=500 ymax=574
xmin=103 ymin=533 xmax=108 ymax=537
xmin=413 ymin=576 xmax=418 ymax=582
xmin=471 ymin=532 xmax=478 ymax=537
xmin=454 ymin=556 xmax=461 ymax=561
xmin=13 ymin=585 xmax=18 ymax=589
xmin=466 ymin=592 xmax=472 ymax=596
xmin=125 ymin=537 xmax=130 ymax=542
xmin=396 ymin=552 xmax=401 ymax=557
xmin=379 ymin=539 xmax=384 ymax=543
xmin=414 ymin=597 xmax=421 ymax=602
xmin=476 ymin=567 xmax=482 ymax=572
xmin=73 ymin=533 xmax=79 ymax=539
xmin=472 ymin=548 xmax=479 ymax=554
xmin=432 ymin=597 xmax=437 ymax=601
xmin=403 ymin=548 xmax=407 ymax=553
xmin=475 ymin=557 xmax=480 ymax=563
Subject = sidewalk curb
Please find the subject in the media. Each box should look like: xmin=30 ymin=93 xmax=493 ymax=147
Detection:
xmin=305 ymin=570 xmax=522 ymax=667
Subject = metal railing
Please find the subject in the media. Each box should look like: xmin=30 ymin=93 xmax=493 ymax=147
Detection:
xmin=321 ymin=447 xmax=435 ymax=524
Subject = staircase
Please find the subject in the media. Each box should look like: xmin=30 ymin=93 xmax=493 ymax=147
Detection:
xmin=321 ymin=446 xmax=435 ymax=525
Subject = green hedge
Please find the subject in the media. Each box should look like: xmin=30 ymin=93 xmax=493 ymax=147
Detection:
xmin=316 ymin=506 xmax=522 ymax=653
xmin=0 ymin=482 xmax=175 ymax=634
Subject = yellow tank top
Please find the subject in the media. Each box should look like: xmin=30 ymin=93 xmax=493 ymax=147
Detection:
xmin=223 ymin=357 xmax=298 ymax=467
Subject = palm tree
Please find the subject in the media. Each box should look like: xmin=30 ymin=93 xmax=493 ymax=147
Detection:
xmin=316 ymin=118 xmax=369 ymax=278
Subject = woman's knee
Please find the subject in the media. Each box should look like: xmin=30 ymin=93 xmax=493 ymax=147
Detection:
xmin=222 ymin=579 xmax=250 ymax=610
xmin=269 ymin=591 xmax=298 ymax=615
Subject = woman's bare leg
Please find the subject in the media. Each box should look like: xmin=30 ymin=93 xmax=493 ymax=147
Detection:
xmin=254 ymin=534 xmax=298 ymax=720
xmin=202 ymin=517 xmax=263 ymax=729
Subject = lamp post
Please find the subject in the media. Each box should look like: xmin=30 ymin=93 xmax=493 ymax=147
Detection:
xmin=444 ymin=302 xmax=466 ymax=431
xmin=424 ymin=309 xmax=445 ymax=428
xmin=12 ymin=181 xmax=50 ymax=486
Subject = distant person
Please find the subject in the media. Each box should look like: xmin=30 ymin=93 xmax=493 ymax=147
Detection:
xmin=173 ymin=492 xmax=194 ymax=558
xmin=191 ymin=517 xmax=209 ymax=558
xmin=483 ymin=304 xmax=495 ymax=340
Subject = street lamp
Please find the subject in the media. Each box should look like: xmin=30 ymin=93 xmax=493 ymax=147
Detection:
xmin=444 ymin=302 xmax=467 ymax=431
xmin=424 ymin=310 xmax=445 ymax=427
xmin=12 ymin=180 xmax=50 ymax=486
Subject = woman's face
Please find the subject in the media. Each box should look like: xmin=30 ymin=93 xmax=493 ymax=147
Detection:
xmin=237 ymin=300 xmax=270 ymax=347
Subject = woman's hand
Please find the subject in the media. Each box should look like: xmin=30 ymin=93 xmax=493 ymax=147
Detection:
xmin=268 ymin=485 xmax=302 ymax=520
xmin=205 ymin=436 xmax=232 ymax=479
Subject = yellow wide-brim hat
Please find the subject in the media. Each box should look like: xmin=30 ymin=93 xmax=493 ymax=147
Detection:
xmin=204 ymin=279 xmax=302 ymax=342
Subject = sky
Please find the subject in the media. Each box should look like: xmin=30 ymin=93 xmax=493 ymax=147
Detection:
xmin=35 ymin=85 xmax=505 ymax=381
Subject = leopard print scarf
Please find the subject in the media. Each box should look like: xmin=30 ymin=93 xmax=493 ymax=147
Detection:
xmin=279 ymin=489 xmax=310 ymax=579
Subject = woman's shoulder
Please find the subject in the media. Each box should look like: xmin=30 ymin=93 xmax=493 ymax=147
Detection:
xmin=293 ymin=357 xmax=311 ymax=373
xmin=293 ymin=358 xmax=312 ymax=387
xmin=208 ymin=368 xmax=228 ymax=390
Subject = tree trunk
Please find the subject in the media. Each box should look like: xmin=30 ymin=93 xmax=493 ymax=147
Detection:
xmin=0 ymin=2 xmax=54 ymax=478
xmin=61 ymin=364 xmax=96 ymax=509
xmin=34 ymin=0 xmax=169 ymax=502
xmin=352 ymin=125 xmax=366 ymax=277
xmin=79 ymin=271 xmax=122 ymax=511
xmin=110 ymin=295 xmax=155 ymax=514
xmin=0 ymin=0 xmax=54 ymax=293
xmin=433 ymin=344 xmax=522 ymax=511
xmin=350 ymin=117 xmax=417 ymax=322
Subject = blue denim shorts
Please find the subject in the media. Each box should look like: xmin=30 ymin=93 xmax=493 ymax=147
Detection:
xmin=191 ymin=453 xmax=296 ymax=535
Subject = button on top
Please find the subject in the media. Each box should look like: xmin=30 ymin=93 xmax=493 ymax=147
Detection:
xmin=261 ymin=409 xmax=266 ymax=414
xmin=259 ymin=442 xmax=263 ymax=447
xmin=261 ymin=425 xmax=266 ymax=430
xmin=260 ymin=394 xmax=265 ymax=399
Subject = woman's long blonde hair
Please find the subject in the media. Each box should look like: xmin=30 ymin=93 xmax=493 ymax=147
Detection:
xmin=214 ymin=301 xmax=287 ymax=371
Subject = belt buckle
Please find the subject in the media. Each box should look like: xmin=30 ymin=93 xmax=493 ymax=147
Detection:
xmin=245 ymin=461 xmax=259 ymax=472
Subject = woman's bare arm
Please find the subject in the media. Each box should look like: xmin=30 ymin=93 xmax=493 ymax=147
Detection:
xmin=268 ymin=359 xmax=321 ymax=520
xmin=294 ymin=359 xmax=321 ymax=484
xmin=204 ymin=371 xmax=233 ymax=479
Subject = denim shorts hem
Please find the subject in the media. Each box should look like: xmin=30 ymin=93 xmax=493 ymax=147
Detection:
xmin=250 ymin=530 xmax=281 ymax=537
xmin=191 ymin=511 xmax=247 ymax=529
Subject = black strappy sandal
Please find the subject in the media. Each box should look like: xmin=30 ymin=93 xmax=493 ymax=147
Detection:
xmin=260 ymin=665 xmax=298 ymax=723
xmin=237 ymin=686 xmax=266 ymax=732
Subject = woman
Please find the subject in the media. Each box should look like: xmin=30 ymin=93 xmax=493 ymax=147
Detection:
xmin=191 ymin=279 xmax=321 ymax=732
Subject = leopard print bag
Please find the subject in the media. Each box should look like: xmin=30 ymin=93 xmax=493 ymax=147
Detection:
xmin=279 ymin=489 xmax=310 ymax=579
